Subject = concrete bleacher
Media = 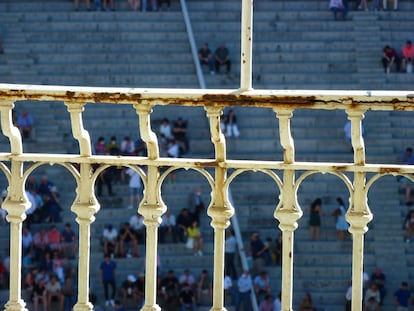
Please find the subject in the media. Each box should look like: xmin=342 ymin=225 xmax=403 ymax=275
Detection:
xmin=1 ymin=0 xmax=414 ymax=310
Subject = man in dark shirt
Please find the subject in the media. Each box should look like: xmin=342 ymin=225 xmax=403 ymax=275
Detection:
xmin=382 ymin=45 xmax=400 ymax=73
xmin=198 ymin=43 xmax=215 ymax=74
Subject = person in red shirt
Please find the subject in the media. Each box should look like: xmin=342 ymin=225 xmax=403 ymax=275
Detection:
xmin=401 ymin=40 xmax=414 ymax=72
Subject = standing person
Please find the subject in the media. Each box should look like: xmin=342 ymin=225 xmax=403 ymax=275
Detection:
xmin=126 ymin=167 xmax=142 ymax=210
xmin=393 ymin=282 xmax=411 ymax=311
xmin=17 ymin=110 xmax=35 ymax=140
xmin=225 ymin=109 xmax=240 ymax=138
xmin=225 ymin=229 xmax=237 ymax=279
xmin=187 ymin=221 xmax=203 ymax=256
xmin=333 ymin=197 xmax=349 ymax=241
xmin=371 ymin=268 xmax=387 ymax=305
xmin=198 ymin=43 xmax=215 ymax=75
xmin=188 ymin=187 xmax=205 ymax=224
xmin=100 ymin=254 xmax=117 ymax=307
xmin=214 ymin=44 xmax=231 ymax=75
xmin=236 ymin=270 xmax=253 ymax=311
xmin=309 ymin=198 xmax=323 ymax=241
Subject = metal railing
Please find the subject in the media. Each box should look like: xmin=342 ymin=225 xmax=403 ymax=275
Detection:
xmin=1 ymin=85 xmax=414 ymax=311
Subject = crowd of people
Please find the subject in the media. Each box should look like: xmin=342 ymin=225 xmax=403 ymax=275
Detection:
xmin=381 ymin=40 xmax=414 ymax=74
xmin=21 ymin=223 xmax=78 ymax=311
xmin=329 ymin=0 xmax=399 ymax=20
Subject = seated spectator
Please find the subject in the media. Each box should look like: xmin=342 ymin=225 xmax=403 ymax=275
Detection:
xmin=60 ymin=223 xmax=77 ymax=259
xmin=134 ymin=138 xmax=147 ymax=156
xmin=33 ymin=228 xmax=50 ymax=261
xmin=61 ymin=277 xmax=76 ymax=311
xmin=176 ymin=208 xmax=193 ymax=242
xmin=250 ymin=232 xmax=272 ymax=269
xmin=382 ymin=45 xmax=400 ymax=73
xmin=364 ymin=296 xmax=380 ymax=311
xmin=33 ymin=278 xmax=48 ymax=311
xmin=121 ymin=136 xmax=135 ymax=156
xmin=179 ymin=283 xmax=197 ymax=311
xmin=159 ymin=210 xmax=179 ymax=243
xmin=400 ymin=147 xmax=414 ymax=165
xmin=22 ymin=226 xmax=34 ymax=256
xmin=160 ymin=270 xmax=180 ymax=304
xmin=401 ymin=40 xmax=414 ymax=73
xmin=364 ymin=283 xmax=381 ymax=307
xmin=214 ymin=44 xmax=231 ymax=75
xmin=254 ymin=271 xmax=271 ymax=302
xmin=187 ymin=221 xmax=203 ymax=256
xmin=39 ymin=251 xmax=54 ymax=276
xmin=17 ymin=110 xmax=34 ymax=140
xmin=47 ymin=225 xmax=62 ymax=252
xmin=404 ymin=210 xmax=414 ymax=242
xmin=102 ymin=0 xmax=115 ymax=11
xmin=0 ymin=189 xmax=7 ymax=226
xmin=107 ymin=136 xmax=121 ymax=156
xmin=22 ymin=252 xmax=36 ymax=279
xmin=121 ymin=274 xmax=139 ymax=309
xmin=382 ymin=0 xmax=397 ymax=10
xmin=225 ymin=109 xmax=240 ymax=138
xmin=172 ymin=117 xmax=189 ymax=155
xmin=259 ymin=294 xmax=275 ymax=311
xmin=114 ymin=300 xmax=126 ymax=311
xmin=159 ymin=118 xmax=174 ymax=141
xmin=102 ymin=224 xmax=119 ymax=257
xmin=73 ymin=0 xmax=91 ymax=11
xmin=94 ymin=137 xmax=107 ymax=155
xmin=167 ymin=139 xmax=180 ymax=158
xmin=135 ymin=273 xmax=145 ymax=307
xmin=298 ymin=293 xmax=315 ymax=311
xmin=198 ymin=43 xmax=215 ymax=75
xmin=157 ymin=0 xmax=170 ymax=10
xmin=329 ymin=0 xmax=348 ymax=20
xmin=128 ymin=0 xmax=141 ymax=10
xmin=118 ymin=222 xmax=139 ymax=258
xmin=370 ymin=268 xmax=386 ymax=305
xmin=178 ymin=269 xmax=196 ymax=290
xmin=196 ymin=269 xmax=212 ymax=305
xmin=51 ymin=250 xmax=67 ymax=283
xmin=129 ymin=212 xmax=145 ymax=244
xmin=46 ymin=275 xmax=64 ymax=311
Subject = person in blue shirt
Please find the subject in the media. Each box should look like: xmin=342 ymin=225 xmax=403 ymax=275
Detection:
xmin=393 ymin=282 xmax=411 ymax=311
xmin=100 ymin=254 xmax=117 ymax=307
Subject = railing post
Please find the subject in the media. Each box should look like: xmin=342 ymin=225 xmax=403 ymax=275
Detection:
xmin=345 ymin=109 xmax=372 ymax=311
xmin=274 ymin=109 xmax=301 ymax=311
xmin=0 ymin=100 xmax=28 ymax=311
xmin=65 ymin=101 xmax=98 ymax=311
xmin=205 ymin=107 xmax=233 ymax=311
xmin=3 ymin=162 xmax=30 ymax=311
xmin=72 ymin=164 xmax=99 ymax=311
xmin=134 ymin=102 xmax=164 ymax=311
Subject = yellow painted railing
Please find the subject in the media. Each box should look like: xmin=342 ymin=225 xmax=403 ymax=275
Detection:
xmin=0 ymin=85 xmax=414 ymax=311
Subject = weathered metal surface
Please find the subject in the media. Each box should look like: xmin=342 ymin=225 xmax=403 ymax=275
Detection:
xmin=0 ymin=80 xmax=412 ymax=311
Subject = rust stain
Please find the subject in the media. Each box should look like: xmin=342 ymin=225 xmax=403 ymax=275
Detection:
xmin=379 ymin=167 xmax=401 ymax=174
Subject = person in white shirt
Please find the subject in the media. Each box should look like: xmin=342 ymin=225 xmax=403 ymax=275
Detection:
xmin=126 ymin=168 xmax=142 ymax=210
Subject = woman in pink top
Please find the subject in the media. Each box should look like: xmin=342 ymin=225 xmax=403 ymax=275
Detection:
xmin=401 ymin=40 xmax=414 ymax=72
